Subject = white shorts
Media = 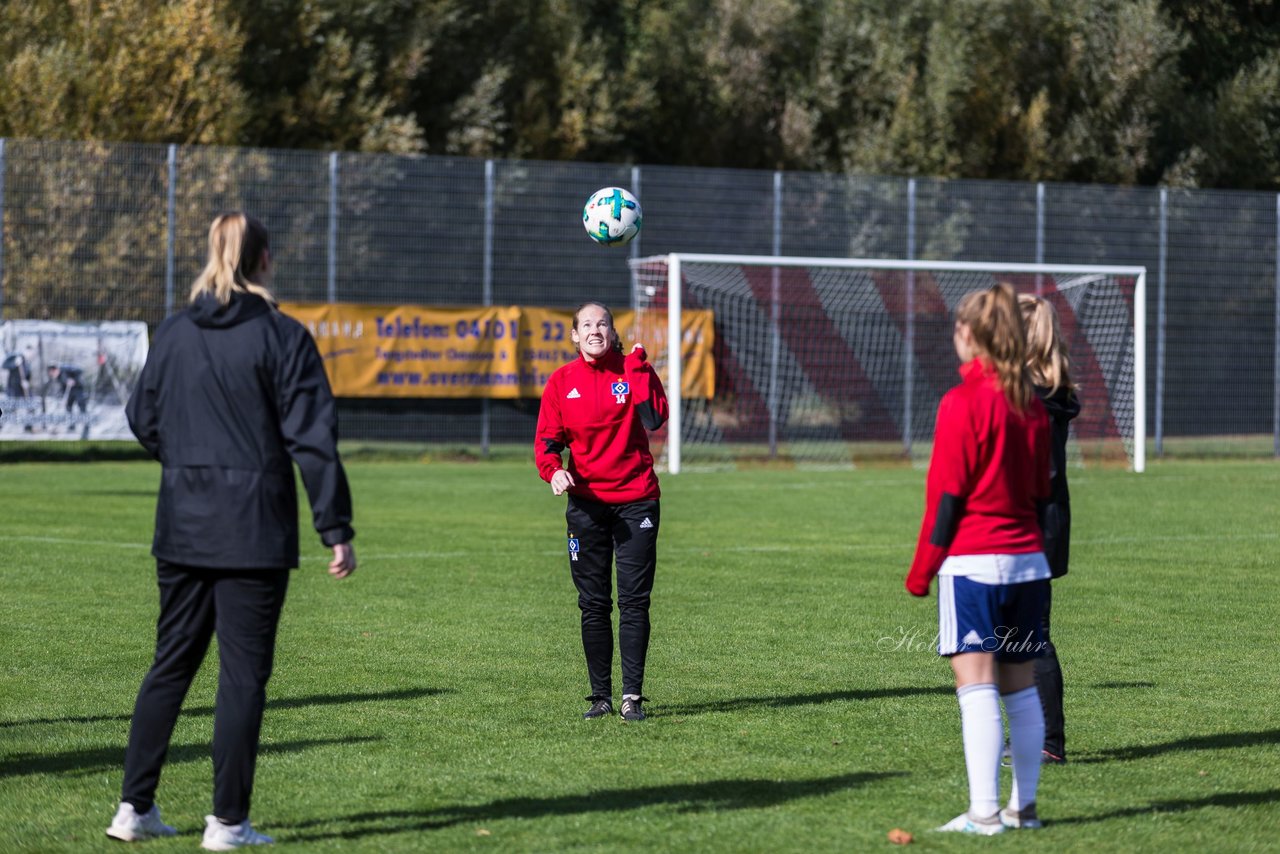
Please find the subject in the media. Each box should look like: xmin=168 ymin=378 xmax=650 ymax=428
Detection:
xmin=937 ymin=552 xmax=1051 ymax=585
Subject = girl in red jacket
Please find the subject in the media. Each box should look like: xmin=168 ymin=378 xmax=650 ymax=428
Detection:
xmin=535 ymin=302 xmax=668 ymax=722
xmin=906 ymin=283 xmax=1051 ymax=834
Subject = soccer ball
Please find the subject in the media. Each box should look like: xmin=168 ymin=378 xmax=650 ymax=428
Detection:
xmin=583 ymin=187 xmax=642 ymax=246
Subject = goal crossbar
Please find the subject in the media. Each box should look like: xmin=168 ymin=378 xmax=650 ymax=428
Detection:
xmin=634 ymin=253 xmax=1147 ymax=474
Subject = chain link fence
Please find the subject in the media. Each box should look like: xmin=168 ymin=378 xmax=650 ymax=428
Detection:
xmin=1 ymin=138 xmax=1276 ymax=456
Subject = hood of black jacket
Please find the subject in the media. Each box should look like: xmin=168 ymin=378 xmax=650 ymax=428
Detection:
xmin=189 ymin=291 xmax=273 ymax=329
xmin=1037 ymin=385 xmax=1081 ymax=422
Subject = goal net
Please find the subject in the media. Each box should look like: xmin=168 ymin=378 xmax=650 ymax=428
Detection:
xmin=629 ymin=254 xmax=1146 ymax=473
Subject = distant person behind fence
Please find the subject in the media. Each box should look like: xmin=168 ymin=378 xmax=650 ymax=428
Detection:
xmin=107 ymin=212 xmax=357 ymax=850
xmin=46 ymin=363 xmax=88 ymax=412
xmin=4 ymin=348 xmax=32 ymax=398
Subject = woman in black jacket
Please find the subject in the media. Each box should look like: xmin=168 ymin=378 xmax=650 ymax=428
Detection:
xmin=1019 ymin=294 xmax=1080 ymax=766
xmin=107 ymin=212 xmax=356 ymax=849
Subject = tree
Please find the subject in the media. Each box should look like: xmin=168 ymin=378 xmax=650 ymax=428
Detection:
xmin=0 ymin=0 xmax=247 ymax=144
xmin=226 ymin=0 xmax=436 ymax=154
xmin=1158 ymin=0 xmax=1280 ymax=188
xmin=1 ymin=0 xmax=1278 ymax=189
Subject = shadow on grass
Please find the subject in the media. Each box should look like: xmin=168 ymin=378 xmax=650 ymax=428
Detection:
xmin=1051 ymin=788 xmax=1280 ymax=825
xmin=0 ymin=735 xmax=378 ymax=779
xmin=279 ymin=771 xmax=904 ymax=841
xmin=1076 ymin=728 xmax=1280 ymax=763
xmin=0 ymin=687 xmax=451 ymax=730
xmin=660 ymin=686 xmax=953 ymax=716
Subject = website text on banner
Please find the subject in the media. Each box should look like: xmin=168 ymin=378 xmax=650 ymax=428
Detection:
xmin=279 ymin=304 xmax=715 ymax=400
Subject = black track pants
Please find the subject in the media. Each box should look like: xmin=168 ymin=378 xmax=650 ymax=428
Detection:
xmin=121 ymin=562 xmax=290 ymax=824
xmin=1033 ymin=582 xmax=1066 ymax=757
xmin=565 ymin=495 xmax=659 ymax=700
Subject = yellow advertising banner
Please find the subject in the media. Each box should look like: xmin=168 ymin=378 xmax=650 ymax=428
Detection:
xmin=279 ymin=303 xmax=714 ymax=400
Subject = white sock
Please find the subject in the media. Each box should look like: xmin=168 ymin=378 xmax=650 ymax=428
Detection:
xmin=956 ymin=682 xmax=1002 ymax=818
xmin=1004 ymin=685 xmax=1044 ymax=810
xmin=623 ymin=694 xmax=641 ymax=702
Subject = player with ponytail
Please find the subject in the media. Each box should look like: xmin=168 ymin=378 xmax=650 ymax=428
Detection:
xmin=1019 ymin=294 xmax=1081 ymax=765
xmin=110 ymin=212 xmax=356 ymax=848
xmin=905 ymin=283 xmax=1052 ymax=834
xmin=190 ymin=212 xmax=278 ymax=306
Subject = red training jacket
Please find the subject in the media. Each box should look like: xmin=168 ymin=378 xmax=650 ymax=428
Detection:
xmin=905 ymin=359 xmax=1050 ymax=596
xmin=535 ymin=346 xmax=669 ymax=504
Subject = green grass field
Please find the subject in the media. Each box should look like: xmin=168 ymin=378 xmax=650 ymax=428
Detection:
xmin=1 ymin=456 xmax=1278 ymax=852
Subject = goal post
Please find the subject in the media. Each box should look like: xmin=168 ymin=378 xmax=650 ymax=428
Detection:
xmin=630 ymin=254 xmax=1147 ymax=474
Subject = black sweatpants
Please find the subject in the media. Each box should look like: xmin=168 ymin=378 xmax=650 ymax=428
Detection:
xmin=1033 ymin=582 xmax=1066 ymax=757
xmin=121 ymin=562 xmax=290 ymax=824
xmin=565 ymin=495 xmax=659 ymax=700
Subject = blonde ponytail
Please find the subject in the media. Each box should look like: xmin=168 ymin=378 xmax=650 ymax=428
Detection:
xmin=190 ymin=212 xmax=276 ymax=306
xmin=955 ymin=283 xmax=1034 ymax=412
xmin=1019 ymin=294 xmax=1075 ymax=394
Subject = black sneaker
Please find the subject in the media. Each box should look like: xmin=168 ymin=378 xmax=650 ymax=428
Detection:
xmin=619 ymin=698 xmax=646 ymax=721
xmin=583 ymin=699 xmax=613 ymax=719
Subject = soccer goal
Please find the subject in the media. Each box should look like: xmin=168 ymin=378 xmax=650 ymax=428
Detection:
xmin=628 ymin=254 xmax=1147 ymax=473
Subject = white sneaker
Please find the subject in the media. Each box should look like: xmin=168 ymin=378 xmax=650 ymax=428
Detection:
xmin=105 ymin=802 xmax=178 ymax=841
xmin=200 ymin=816 xmax=274 ymax=850
xmin=1001 ymin=802 xmax=1043 ymax=829
xmin=936 ymin=811 xmax=1005 ymax=835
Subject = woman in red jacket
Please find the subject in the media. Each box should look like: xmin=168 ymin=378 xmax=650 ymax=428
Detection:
xmin=535 ymin=302 xmax=668 ymax=722
xmin=905 ymin=283 xmax=1051 ymax=834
